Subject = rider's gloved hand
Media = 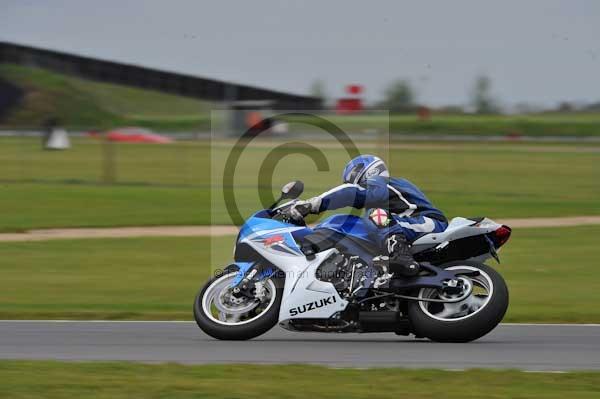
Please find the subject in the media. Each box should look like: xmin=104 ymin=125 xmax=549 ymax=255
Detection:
xmin=290 ymin=197 xmax=322 ymax=221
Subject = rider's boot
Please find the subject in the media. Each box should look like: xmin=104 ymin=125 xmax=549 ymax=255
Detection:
xmin=373 ymin=234 xmax=420 ymax=278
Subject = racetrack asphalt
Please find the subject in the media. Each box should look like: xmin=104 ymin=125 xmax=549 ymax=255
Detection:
xmin=1 ymin=321 xmax=598 ymax=371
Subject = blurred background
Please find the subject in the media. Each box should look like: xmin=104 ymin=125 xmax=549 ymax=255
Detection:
xmin=0 ymin=0 xmax=598 ymax=319
xmin=0 ymin=2 xmax=600 ymax=396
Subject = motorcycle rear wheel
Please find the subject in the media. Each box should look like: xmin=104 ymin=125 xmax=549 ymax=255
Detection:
xmin=408 ymin=261 xmax=509 ymax=343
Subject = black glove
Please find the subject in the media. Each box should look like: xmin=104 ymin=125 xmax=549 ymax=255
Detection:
xmin=289 ymin=197 xmax=322 ymax=221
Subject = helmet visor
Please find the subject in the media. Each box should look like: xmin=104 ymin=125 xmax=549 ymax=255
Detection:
xmin=345 ymin=162 xmax=365 ymax=184
xmin=357 ymin=162 xmax=388 ymax=186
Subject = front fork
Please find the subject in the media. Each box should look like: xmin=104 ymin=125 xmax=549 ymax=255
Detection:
xmin=229 ymin=262 xmax=274 ymax=299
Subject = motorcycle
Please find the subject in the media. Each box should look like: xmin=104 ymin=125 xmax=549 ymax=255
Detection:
xmin=194 ymin=181 xmax=511 ymax=342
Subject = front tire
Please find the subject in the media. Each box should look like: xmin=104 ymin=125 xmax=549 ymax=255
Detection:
xmin=408 ymin=261 xmax=509 ymax=343
xmin=193 ymin=270 xmax=283 ymax=340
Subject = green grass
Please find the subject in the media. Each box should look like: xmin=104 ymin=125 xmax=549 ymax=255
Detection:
xmin=0 ymin=64 xmax=211 ymax=130
xmin=0 ymin=138 xmax=598 ymax=231
xmin=0 ymin=225 xmax=599 ymax=322
xmin=283 ymin=112 xmax=600 ymax=136
xmin=0 ymin=183 xmax=208 ymax=232
xmin=0 ymin=236 xmax=226 ymax=320
xmin=0 ymin=137 xmax=208 ymax=186
xmin=501 ymin=225 xmax=600 ymax=323
xmin=1 ymin=361 xmax=599 ymax=399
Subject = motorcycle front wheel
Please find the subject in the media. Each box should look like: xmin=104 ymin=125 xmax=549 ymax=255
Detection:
xmin=408 ymin=261 xmax=509 ymax=343
xmin=193 ymin=270 xmax=283 ymax=340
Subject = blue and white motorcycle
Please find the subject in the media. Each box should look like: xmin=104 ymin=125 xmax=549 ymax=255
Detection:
xmin=194 ymin=181 xmax=511 ymax=342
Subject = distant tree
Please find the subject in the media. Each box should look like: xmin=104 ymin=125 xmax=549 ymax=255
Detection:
xmin=309 ymin=79 xmax=327 ymax=105
xmin=378 ymin=79 xmax=416 ymax=113
xmin=471 ymin=75 xmax=499 ymax=114
xmin=556 ymin=101 xmax=574 ymax=112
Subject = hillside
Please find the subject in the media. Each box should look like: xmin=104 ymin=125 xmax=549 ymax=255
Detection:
xmin=0 ymin=64 xmax=212 ymax=130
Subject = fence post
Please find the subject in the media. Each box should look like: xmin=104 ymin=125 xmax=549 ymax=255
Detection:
xmin=102 ymin=132 xmax=116 ymax=184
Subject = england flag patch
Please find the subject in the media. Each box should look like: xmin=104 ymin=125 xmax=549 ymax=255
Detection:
xmin=369 ymin=208 xmax=390 ymax=227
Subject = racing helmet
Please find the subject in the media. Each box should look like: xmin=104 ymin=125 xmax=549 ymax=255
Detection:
xmin=342 ymin=154 xmax=389 ymax=186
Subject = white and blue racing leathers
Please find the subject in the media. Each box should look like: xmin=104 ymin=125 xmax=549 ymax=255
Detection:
xmin=317 ymin=176 xmax=448 ymax=245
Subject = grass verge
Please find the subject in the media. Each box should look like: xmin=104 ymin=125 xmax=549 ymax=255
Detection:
xmin=1 ymin=361 xmax=599 ymax=399
xmin=1 ymin=138 xmax=598 ymax=231
xmin=284 ymin=113 xmax=600 ymax=136
xmin=0 ymin=225 xmax=599 ymax=322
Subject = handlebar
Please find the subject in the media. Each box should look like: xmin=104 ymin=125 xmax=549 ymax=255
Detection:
xmin=295 ymin=202 xmax=312 ymax=217
xmin=271 ymin=200 xmax=308 ymax=226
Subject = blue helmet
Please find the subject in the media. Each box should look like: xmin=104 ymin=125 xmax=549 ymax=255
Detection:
xmin=342 ymin=154 xmax=389 ymax=186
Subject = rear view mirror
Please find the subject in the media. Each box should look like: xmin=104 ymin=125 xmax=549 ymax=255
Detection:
xmin=268 ymin=180 xmax=304 ymax=210
xmin=281 ymin=181 xmax=304 ymax=199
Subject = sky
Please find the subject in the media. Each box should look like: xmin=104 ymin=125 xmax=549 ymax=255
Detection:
xmin=1 ymin=0 xmax=599 ymax=108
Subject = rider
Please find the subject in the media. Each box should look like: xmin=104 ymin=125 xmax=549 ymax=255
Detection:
xmin=291 ymin=154 xmax=448 ymax=277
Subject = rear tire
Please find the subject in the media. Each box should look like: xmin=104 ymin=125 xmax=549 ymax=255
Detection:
xmin=193 ymin=269 xmax=283 ymax=340
xmin=408 ymin=261 xmax=509 ymax=343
